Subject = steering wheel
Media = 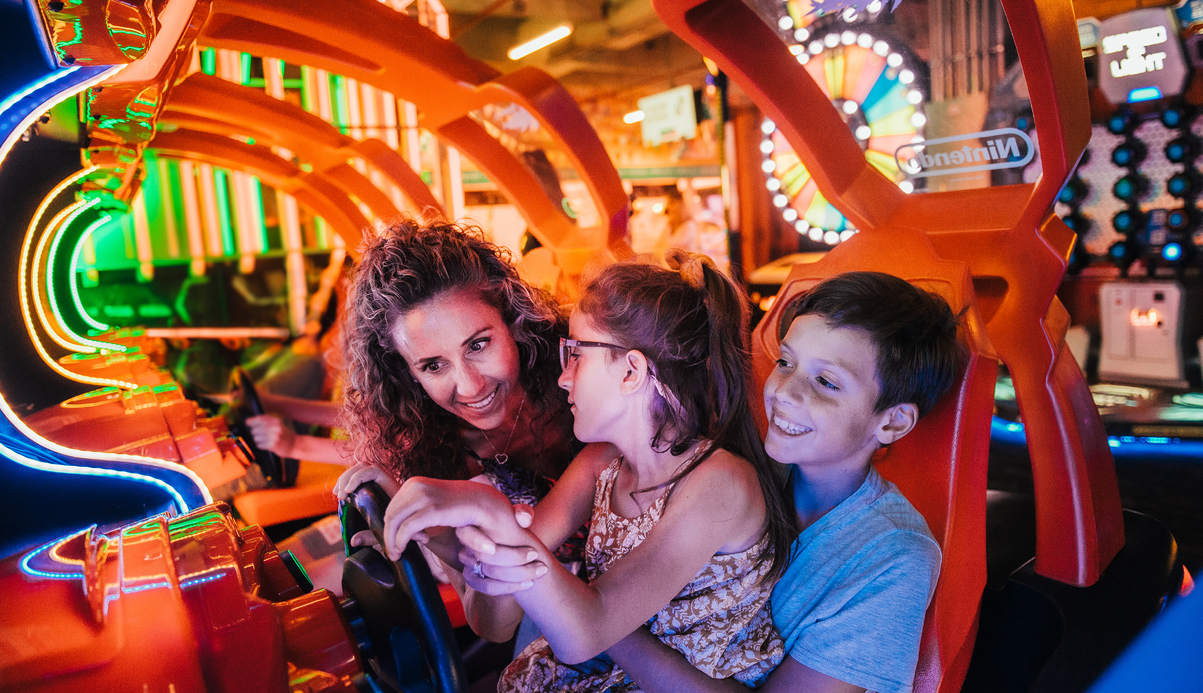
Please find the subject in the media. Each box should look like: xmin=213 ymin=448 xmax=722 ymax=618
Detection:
xmin=340 ymin=481 xmax=469 ymax=693
xmin=231 ymin=367 xmax=298 ymax=487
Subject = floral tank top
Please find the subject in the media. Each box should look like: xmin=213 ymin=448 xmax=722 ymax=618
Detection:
xmin=499 ymin=443 xmax=784 ymax=692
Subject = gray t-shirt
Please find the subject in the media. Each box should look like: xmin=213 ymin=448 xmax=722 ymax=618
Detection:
xmin=771 ymin=466 xmax=941 ymax=693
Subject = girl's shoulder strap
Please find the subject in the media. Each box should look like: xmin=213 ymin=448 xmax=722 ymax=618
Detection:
xmin=593 ymin=454 xmax=625 ymax=511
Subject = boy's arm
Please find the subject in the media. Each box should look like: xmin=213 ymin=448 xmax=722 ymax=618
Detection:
xmin=607 ymin=630 xmax=865 ymax=693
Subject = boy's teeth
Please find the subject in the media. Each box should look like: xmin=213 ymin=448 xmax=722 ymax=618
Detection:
xmin=773 ymin=414 xmax=809 ymax=435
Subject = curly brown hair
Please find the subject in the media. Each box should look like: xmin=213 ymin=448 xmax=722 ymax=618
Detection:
xmin=342 ymin=219 xmax=567 ymax=481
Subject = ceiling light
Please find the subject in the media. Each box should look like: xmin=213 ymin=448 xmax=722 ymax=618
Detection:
xmin=623 ymin=110 xmax=645 ymax=124
xmin=508 ymin=25 xmax=572 ymax=60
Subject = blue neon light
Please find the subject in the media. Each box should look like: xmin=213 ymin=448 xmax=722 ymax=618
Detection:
xmin=122 ymin=580 xmax=171 ymax=594
xmin=0 ymin=438 xmax=192 ymax=514
xmin=180 ymin=572 xmax=228 ymax=589
xmin=18 ymin=541 xmax=83 ymax=580
xmin=992 ymin=415 xmax=1203 ymax=457
xmin=1128 ymin=87 xmax=1163 ymax=103
xmin=1163 ymin=243 xmax=1183 ymax=261
xmin=0 ymin=67 xmax=81 ymax=122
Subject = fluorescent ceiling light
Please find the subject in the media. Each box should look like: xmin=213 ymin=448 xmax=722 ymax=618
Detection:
xmin=508 ymin=25 xmax=572 ymax=60
xmin=623 ymin=110 xmax=645 ymax=124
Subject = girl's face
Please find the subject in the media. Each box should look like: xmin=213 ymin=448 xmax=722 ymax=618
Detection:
xmin=390 ymin=288 xmax=523 ymax=432
xmin=557 ymin=310 xmax=628 ymax=443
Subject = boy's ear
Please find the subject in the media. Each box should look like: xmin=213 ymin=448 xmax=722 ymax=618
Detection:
xmin=875 ymin=402 xmax=918 ymax=445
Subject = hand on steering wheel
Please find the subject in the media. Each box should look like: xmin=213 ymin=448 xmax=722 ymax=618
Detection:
xmin=231 ymin=367 xmax=297 ymax=487
xmin=340 ymin=481 xmax=469 ymax=693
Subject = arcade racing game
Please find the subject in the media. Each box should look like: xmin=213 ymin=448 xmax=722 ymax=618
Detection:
xmin=0 ymin=0 xmax=1192 ymax=692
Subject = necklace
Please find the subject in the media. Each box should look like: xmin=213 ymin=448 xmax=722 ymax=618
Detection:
xmin=483 ymin=392 xmax=526 ymax=465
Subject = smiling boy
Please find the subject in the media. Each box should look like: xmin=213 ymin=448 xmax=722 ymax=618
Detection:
xmin=598 ymin=271 xmax=965 ymax=693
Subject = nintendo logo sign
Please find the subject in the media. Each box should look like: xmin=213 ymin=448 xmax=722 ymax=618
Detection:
xmin=894 ymin=128 xmax=1036 ymax=179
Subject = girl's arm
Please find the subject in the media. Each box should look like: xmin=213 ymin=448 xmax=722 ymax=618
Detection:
xmin=510 ymin=451 xmax=764 ymax=663
xmin=382 ymin=443 xmax=615 ymax=639
xmin=426 ymin=451 xmax=766 ymax=664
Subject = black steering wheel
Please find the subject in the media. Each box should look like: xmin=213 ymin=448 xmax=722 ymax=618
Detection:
xmin=340 ymin=481 xmax=469 ymax=693
xmin=231 ymin=367 xmax=298 ymax=487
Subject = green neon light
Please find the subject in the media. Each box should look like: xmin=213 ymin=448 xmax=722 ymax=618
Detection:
xmin=213 ymin=169 xmax=236 ymax=256
xmin=250 ymin=176 xmax=269 ymax=252
xmin=46 ymin=201 xmax=126 ymax=352
xmin=201 ymin=48 xmax=216 ymax=76
xmin=331 ymin=74 xmax=348 ymax=133
xmin=241 ymin=53 xmax=252 ymax=86
xmin=71 ymin=215 xmax=112 ymax=332
xmin=300 ymin=66 xmax=313 ymax=112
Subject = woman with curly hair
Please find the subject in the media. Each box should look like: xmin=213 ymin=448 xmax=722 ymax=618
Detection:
xmin=331 ymin=218 xmax=583 ymax=637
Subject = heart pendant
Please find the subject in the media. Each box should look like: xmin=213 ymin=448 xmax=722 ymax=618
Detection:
xmin=494 ymin=453 xmax=508 ymax=465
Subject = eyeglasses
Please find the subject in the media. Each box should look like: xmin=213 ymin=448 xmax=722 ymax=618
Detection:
xmin=559 ymin=337 xmax=628 ymax=371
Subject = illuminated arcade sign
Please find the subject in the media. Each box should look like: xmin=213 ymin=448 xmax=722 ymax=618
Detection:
xmin=638 ymin=85 xmax=697 ymax=147
xmin=1098 ymin=9 xmax=1187 ymax=104
xmin=895 ymin=128 xmax=1035 ymax=179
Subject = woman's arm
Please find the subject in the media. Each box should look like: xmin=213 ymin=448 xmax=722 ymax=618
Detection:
xmin=247 ymin=414 xmax=351 ymax=464
xmin=257 ymin=390 xmax=341 ymax=426
xmin=382 ymin=443 xmax=614 ymax=640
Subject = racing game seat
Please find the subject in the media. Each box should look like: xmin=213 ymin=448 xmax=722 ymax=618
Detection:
xmin=752 ymin=243 xmax=999 ymax=693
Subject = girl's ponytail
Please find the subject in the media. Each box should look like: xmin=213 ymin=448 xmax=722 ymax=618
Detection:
xmin=666 ymin=250 xmax=798 ymax=581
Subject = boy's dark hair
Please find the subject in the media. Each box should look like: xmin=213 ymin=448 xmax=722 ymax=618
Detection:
xmin=777 ymin=271 xmax=966 ymax=417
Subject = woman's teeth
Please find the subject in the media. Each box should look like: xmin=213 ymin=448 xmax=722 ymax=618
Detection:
xmin=772 ymin=414 xmax=810 ymax=435
xmin=462 ymin=388 xmax=498 ymax=410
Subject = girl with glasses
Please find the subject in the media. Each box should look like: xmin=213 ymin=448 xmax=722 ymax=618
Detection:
xmin=381 ymin=249 xmax=797 ymax=692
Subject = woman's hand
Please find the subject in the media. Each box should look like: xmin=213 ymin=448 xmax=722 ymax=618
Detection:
xmin=333 ymin=462 xmax=401 ymax=501
xmin=246 ymin=414 xmax=296 ymax=457
xmin=382 ymin=477 xmax=520 ymax=561
xmin=455 ymin=504 xmax=546 ymax=595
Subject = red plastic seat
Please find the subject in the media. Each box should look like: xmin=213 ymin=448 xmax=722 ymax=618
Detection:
xmin=751 ymin=245 xmax=998 ymax=693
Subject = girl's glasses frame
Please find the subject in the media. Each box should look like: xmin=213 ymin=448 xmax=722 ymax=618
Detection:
xmin=559 ymin=337 xmax=628 ymax=371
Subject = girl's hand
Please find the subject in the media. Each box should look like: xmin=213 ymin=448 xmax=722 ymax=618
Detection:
xmin=333 ymin=462 xmax=401 ymax=501
xmin=246 ymin=414 xmax=296 ymax=457
xmin=382 ymin=477 xmax=516 ymax=561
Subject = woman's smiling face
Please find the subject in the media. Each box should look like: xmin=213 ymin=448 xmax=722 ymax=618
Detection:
xmin=390 ymin=288 xmax=523 ymax=432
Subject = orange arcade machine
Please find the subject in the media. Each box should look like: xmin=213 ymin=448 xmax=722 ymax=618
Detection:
xmin=0 ymin=0 xmax=1190 ymax=692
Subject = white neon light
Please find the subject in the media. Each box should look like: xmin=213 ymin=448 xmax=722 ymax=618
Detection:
xmin=508 ymin=25 xmax=573 ymax=60
xmin=70 ymin=216 xmax=112 ymax=332
xmin=0 ymin=66 xmax=123 ymax=177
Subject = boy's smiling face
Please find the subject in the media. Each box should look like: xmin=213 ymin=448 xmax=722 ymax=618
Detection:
xmin=764 ymin=313 xmax=911 ymax=472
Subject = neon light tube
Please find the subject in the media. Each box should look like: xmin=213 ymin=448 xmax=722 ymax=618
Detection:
xmin=70 ymin=215 xmax=112 ymax=332
xmin=507 ymin=25 xmax=573 ymax=60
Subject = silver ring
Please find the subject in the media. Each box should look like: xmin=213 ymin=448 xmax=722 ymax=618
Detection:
xmin=472 ymin=561 xmax=486 ymax=579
